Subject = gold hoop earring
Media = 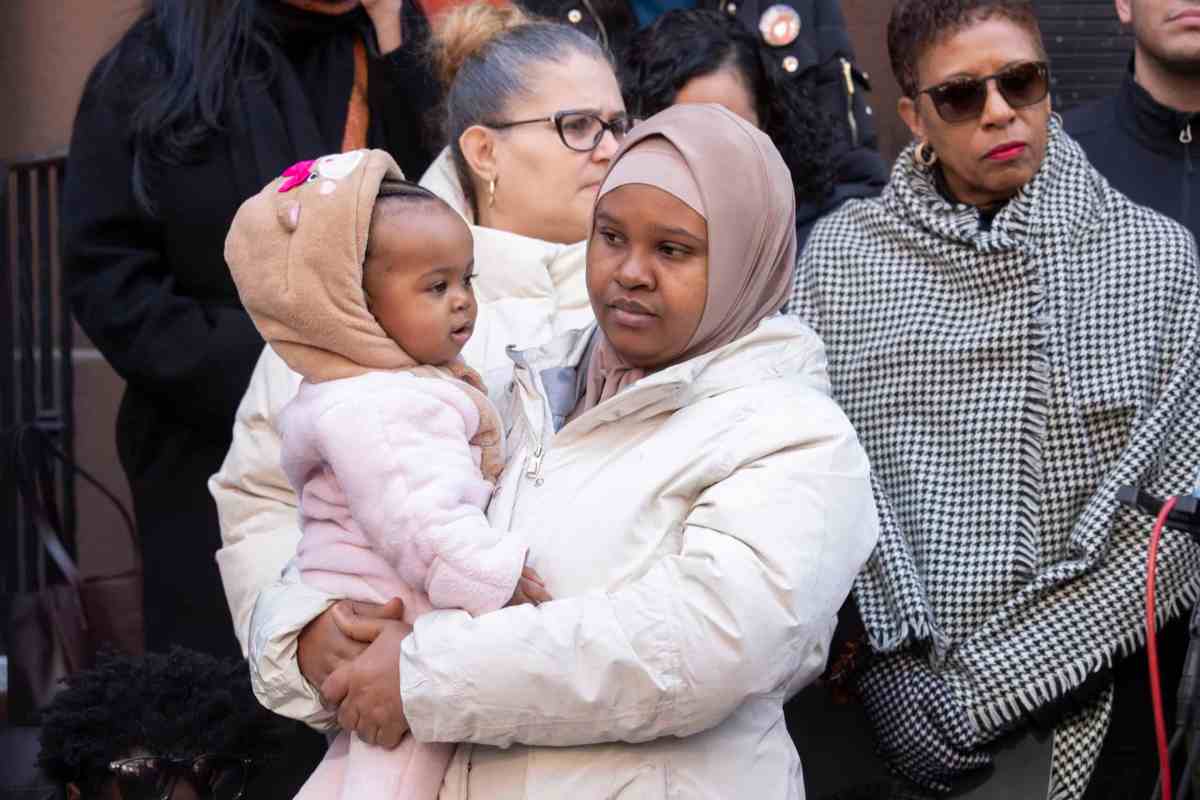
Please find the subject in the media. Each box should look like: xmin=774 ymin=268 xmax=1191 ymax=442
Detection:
xmin=488 ymin=177 xmax=497 ymax=209
xmin=917 ymin=142 xmax=938 ymax=168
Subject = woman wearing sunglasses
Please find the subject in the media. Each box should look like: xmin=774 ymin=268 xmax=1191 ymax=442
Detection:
xmin=37 ymin=650 xmax=286 ymax=800
xmin=790 ymin=1 xmax=1200 ymax=798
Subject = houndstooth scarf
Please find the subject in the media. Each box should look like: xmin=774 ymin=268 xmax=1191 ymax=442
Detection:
xmin=792 ymin=118 xmax=1200 ymax=798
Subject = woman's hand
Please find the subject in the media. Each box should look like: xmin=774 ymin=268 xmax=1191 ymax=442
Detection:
xmin=507 ymin=567 xmax=553 ymax=607
xmin=360 ymin=0 xmax=403 ymax=54
xmin=298 ymin=598 xmax=405 ymax=692
xmin=856 ymin=651 xmax=993 ymax=792
xmin=321 ymin=613 xmax=413 ymax=748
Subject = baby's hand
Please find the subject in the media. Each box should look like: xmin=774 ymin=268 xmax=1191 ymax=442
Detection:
xmin=507 ymin=567 xmax=552 ymax=606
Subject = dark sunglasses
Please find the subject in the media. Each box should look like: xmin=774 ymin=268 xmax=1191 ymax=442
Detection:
xmin=107 ymin=755 xmax=253 ymax=800
xmin=486 ymin=110 xmax=635 ymax=152
xmin=917 ymin=61 xmax=1049 ymax=124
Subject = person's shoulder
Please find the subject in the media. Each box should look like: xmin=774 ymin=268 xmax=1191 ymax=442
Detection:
xmin=1110 ymin=196 xmax=1196 ymax=252
xmin=709 ymin=370 xmax=857 ymax=466
xmin=79 ymin=15 xmax=163 ymax=111
xmin=1090 ymin=179 xmax=1198 ymax=279
xmin=1063 ymin=94 xmax=1118 ymax=141
xmin=802 ymin=194 xmax=890 ymax=262
xmin=698 ymin=319 xmax=836 ymax=418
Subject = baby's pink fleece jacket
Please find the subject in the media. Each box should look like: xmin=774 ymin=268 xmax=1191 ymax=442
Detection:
xmin=226 ymin=150 xmax=521 ymax=800
xmin=280 ymin=369 xmax=526 ymax=617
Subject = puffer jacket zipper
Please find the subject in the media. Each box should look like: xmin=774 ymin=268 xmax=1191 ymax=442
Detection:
xmin=1182 ymin=117 xmax=1195 ymax=223
xmin=514 ymin=363 xmax=550 ymax=488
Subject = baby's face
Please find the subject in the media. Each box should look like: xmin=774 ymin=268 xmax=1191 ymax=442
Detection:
xmin=364 ymin=207 xmax=477 ymax=366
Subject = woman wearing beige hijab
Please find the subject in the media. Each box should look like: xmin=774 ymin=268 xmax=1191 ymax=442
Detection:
xmin=264 ymin=104 xmax=879 ymax=799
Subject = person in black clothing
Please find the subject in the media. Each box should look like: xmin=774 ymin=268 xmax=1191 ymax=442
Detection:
xmin=1065 ymin=0 xmax=1200 ymax=239
xmin=520 ymin=0 xmax=888 ymax=231
xmin=1063 ymin=7 xmax=1200 ymax=796
xmin=63 ymin=0 xmax=440 ymax=660
xmin=623 ymin=9 xmax=846 ymax=250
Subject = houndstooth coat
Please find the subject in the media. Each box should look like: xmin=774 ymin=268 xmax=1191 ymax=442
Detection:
xmin=791 ymin=118 xmax=1200 ymax=798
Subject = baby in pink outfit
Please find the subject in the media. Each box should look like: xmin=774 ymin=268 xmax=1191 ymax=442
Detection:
xmin=225 ymin=149 xmax=537 ymax=800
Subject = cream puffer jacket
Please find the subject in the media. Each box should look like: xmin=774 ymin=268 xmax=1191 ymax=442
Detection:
xmin=220 ymin=310 xmax=878 ymax=798
xmin=212 ymin=149 xmax=592 ymax=658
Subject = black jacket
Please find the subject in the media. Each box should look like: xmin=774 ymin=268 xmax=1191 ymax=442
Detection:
xmin=521 ymin=0 xmax=888 ymax=242
xmin=1065 ymin=72 xmax=1200 ymax=240
xmin=62 ymin=5 xmax=440 ymax=656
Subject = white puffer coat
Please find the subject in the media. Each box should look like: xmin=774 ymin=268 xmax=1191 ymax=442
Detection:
xmin=401 ymin=317 xmax=879 ymax=799
xmin=220 ymin=307 xmax=877 ymax=797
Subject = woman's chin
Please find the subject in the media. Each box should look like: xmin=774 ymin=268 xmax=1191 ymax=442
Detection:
xmin=600 ymin=329 xmax=680 ymax=371
xmin=989 ymin=176 xmax=1032 ymax=203
xmin=601 ymin=330 xmax=653 ymax=364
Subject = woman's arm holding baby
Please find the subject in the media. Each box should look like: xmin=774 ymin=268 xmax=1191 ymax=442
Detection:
xmin=327 ymin=397 xmax=879 ymax=747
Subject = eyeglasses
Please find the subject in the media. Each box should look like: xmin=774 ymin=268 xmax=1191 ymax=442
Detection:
xmin=486 ymin=110 xmax=635 ymax=152
xmin=107 ymin=755 xmax=253 ymax=800
xmin=917 ymin=61 xmax=1050 ymax=124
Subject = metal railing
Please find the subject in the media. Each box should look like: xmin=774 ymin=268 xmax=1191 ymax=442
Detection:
xmin=2 ymin=151 xmax=75 ymax=598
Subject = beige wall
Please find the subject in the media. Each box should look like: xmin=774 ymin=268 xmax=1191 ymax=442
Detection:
xmin=4 ymin=0 xmax=146 ymax=579
xmin=1 ymin=1 xmax=145 ymax=160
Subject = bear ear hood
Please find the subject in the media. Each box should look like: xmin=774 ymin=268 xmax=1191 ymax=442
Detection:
xmin=225 ymin=148 xmax=421 ymax=382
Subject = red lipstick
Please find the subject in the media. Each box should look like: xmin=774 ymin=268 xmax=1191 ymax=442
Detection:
xmin=985 ymin=141 xmax=1027 ymax=161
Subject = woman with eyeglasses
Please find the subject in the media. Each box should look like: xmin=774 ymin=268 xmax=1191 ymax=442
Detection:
xmin=789 ymin=1 xmax=1200 ymax=798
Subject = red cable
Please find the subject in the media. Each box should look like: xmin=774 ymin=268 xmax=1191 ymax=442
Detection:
xmin=1148 ymin=495 xmax=1179 ymax=800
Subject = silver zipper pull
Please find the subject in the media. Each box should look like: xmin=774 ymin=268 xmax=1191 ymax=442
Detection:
xmin=1182 ymin=123 xmax=1193 ymax=145
xmin=525 ymin=446 xmax=544 ymax=483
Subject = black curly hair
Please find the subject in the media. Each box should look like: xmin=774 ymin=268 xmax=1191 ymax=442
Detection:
xmin=621 ymin=9 xmax=835 ymax=204
xmin=37 ymin=648 xmax=288 ymax=795
xmin=887 ymin=0 xmax=1044 ymax=98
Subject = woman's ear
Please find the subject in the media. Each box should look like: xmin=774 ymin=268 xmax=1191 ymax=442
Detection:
xmin=1115 ymin=0 xmax=1132 ymax=25
xmin=897 ymin=96 xmax=924 ymax=143
xmin=459 ymin=125 xmax=499 ymax=184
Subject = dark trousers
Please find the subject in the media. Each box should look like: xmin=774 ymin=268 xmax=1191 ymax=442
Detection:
xmin=789 ymin=615 xmax=1194 ymax=799
xmin=1083 ymin=614 xmax=1190 ymax=799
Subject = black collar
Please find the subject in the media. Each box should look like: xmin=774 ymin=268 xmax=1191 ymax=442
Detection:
xmin=1118 ymin=68 xmax=1197 ymax=156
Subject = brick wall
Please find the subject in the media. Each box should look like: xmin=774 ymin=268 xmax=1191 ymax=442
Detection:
xmin=1036 ymin=0 xmax=1135 ymax=111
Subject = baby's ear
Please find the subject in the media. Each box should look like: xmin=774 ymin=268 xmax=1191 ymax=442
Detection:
xmin=278 ymin=201 xmax=301 ymax=232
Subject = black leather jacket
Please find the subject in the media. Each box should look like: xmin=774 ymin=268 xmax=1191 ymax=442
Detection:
xmin=521 ymin=0 xmax=888 ymax=240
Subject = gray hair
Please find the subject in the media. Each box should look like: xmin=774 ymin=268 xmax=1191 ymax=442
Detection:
xmin=436 ymin=9 xmax=611 ymax=214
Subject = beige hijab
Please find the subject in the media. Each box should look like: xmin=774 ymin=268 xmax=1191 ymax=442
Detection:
xmin=576 ymin=103 xmax=797 ymax=415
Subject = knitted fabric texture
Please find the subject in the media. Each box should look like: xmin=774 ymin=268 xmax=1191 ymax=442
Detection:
xmin=792 ymin=118 xmax=1200 ymax=797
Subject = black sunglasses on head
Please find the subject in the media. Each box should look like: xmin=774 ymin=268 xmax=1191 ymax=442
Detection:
xmin=107 ymin=755 xmax=253 ymax=800
xmin=918 ymin=61 xmax=1050 ymax=124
